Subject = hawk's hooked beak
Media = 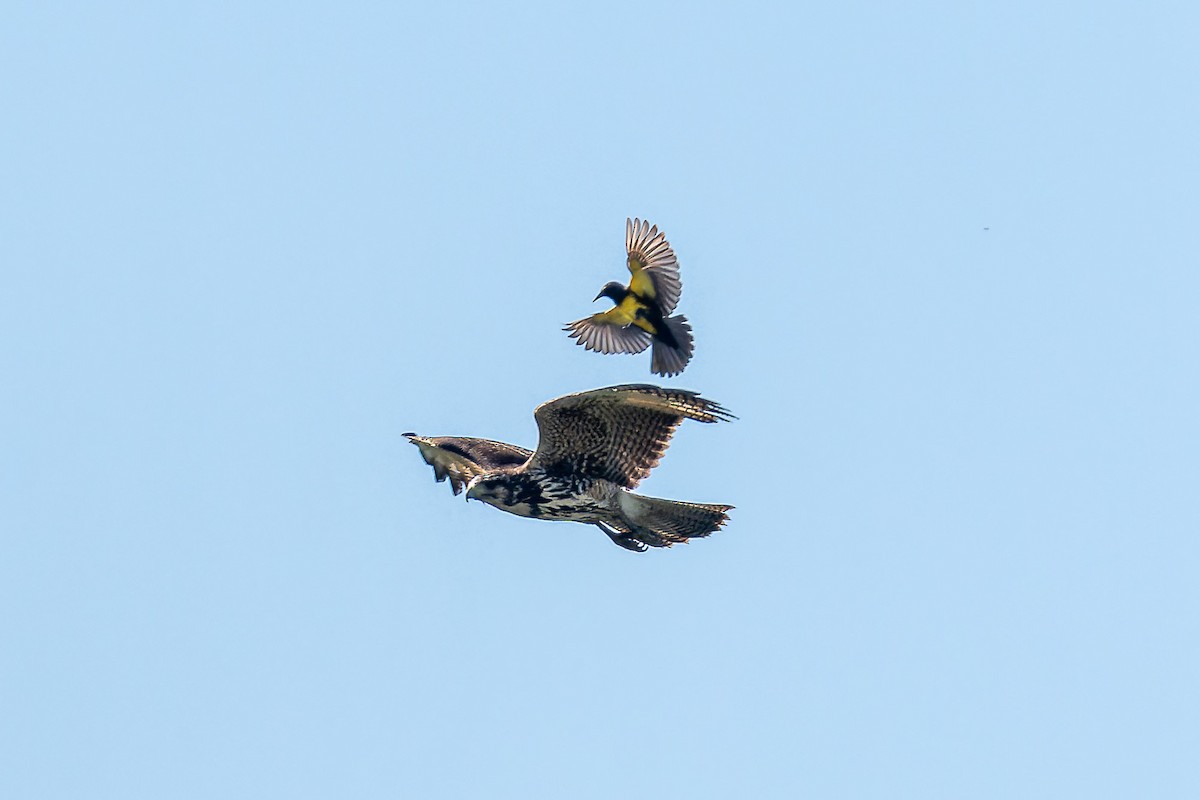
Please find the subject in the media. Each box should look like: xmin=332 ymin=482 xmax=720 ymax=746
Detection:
xmin=465 ymin=477 xmax=483 ymax=502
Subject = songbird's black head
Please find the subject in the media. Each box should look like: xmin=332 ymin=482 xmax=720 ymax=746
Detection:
xmin=594 ymin=281 xmax=629 ymax=305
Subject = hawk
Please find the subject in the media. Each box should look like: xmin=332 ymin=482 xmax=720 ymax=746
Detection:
xmin=564 ymin=218 xmax=695 ymax=377
xmin=406 ymin=384 xmax=734 ymax=552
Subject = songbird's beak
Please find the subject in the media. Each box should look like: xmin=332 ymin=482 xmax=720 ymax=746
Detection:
xmin=592 ymin=290 xmax=604 ymax=302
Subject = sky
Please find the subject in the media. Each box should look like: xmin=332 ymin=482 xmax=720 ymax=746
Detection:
xmin=2 ymin=2 xmax=1198 ymax=797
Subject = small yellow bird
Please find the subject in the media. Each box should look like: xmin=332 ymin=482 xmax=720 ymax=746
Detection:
xmin=564 ymin=218 xmax=694 ymax=376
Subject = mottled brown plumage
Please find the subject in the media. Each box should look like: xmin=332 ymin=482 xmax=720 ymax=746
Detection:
xmin=527 ymin=384 xmax=733 ymax=489
xmin=407 ymin=433 xmax=656 ymax=550
xmin=406 ymin=385 xmax=735 ymax=552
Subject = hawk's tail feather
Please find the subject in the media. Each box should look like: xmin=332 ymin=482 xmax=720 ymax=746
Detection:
xmin=617 ymin=491 xmax=732 ymax=548
xmin=650 ymin=315 xmax=694 ymax=377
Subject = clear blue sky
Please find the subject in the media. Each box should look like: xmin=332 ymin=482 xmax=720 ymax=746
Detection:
xmin=2 ymin=2 xmax=1197 ymax=797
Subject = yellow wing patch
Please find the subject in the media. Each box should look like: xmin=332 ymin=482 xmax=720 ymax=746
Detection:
xmin=628 ymin=262 xmax=658 ymax=300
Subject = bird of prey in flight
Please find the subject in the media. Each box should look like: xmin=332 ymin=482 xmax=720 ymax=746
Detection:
xmin=564 ymin=218 xmax=695 ymax=377
xmin=405 ymin=384 xmax=733 ymax=552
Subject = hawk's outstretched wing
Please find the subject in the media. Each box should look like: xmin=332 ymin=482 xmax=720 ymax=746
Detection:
xmin=527 ymin=384 xmax=734 ymax=490
xmin=626 ymin=217 xmax=682 ymax=315
xmin=405 ymin=434 xmax=532 ymax=495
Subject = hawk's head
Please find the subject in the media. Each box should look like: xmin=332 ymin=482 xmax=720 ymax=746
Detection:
xmin=465 ymin=474 xmax=511 ymax=508
xmin=465 ymin=471 xmax=550 ymax=520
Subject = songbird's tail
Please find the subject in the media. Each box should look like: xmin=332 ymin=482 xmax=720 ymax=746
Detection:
xmin=616 ymin=490 xmax=732 ymax=548
xmin=650 ymin=314 xmax=694 ymax=377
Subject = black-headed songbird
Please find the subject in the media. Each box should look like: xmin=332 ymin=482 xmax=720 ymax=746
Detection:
xmin=564 ymin=218 xmax=695 ymax=377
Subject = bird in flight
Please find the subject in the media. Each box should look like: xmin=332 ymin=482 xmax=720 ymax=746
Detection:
xmin=406 ymin=384 xmax=733 ymax=552
xmin=404 ymin=433 xmax=648 ymax=550
xmin=564 ymin=218 xmax=695 ymax=377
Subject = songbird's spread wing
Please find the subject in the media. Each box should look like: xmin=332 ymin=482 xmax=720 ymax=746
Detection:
xmin=528 ymin=384 xmax=734 ymax=490
xmin=563 ymin=310 xmax=653 ymax=355
xmin=405 ymin=434 xmax=532 ymax=495
xmin=626 ymin=217 xmax=682 ymax=315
